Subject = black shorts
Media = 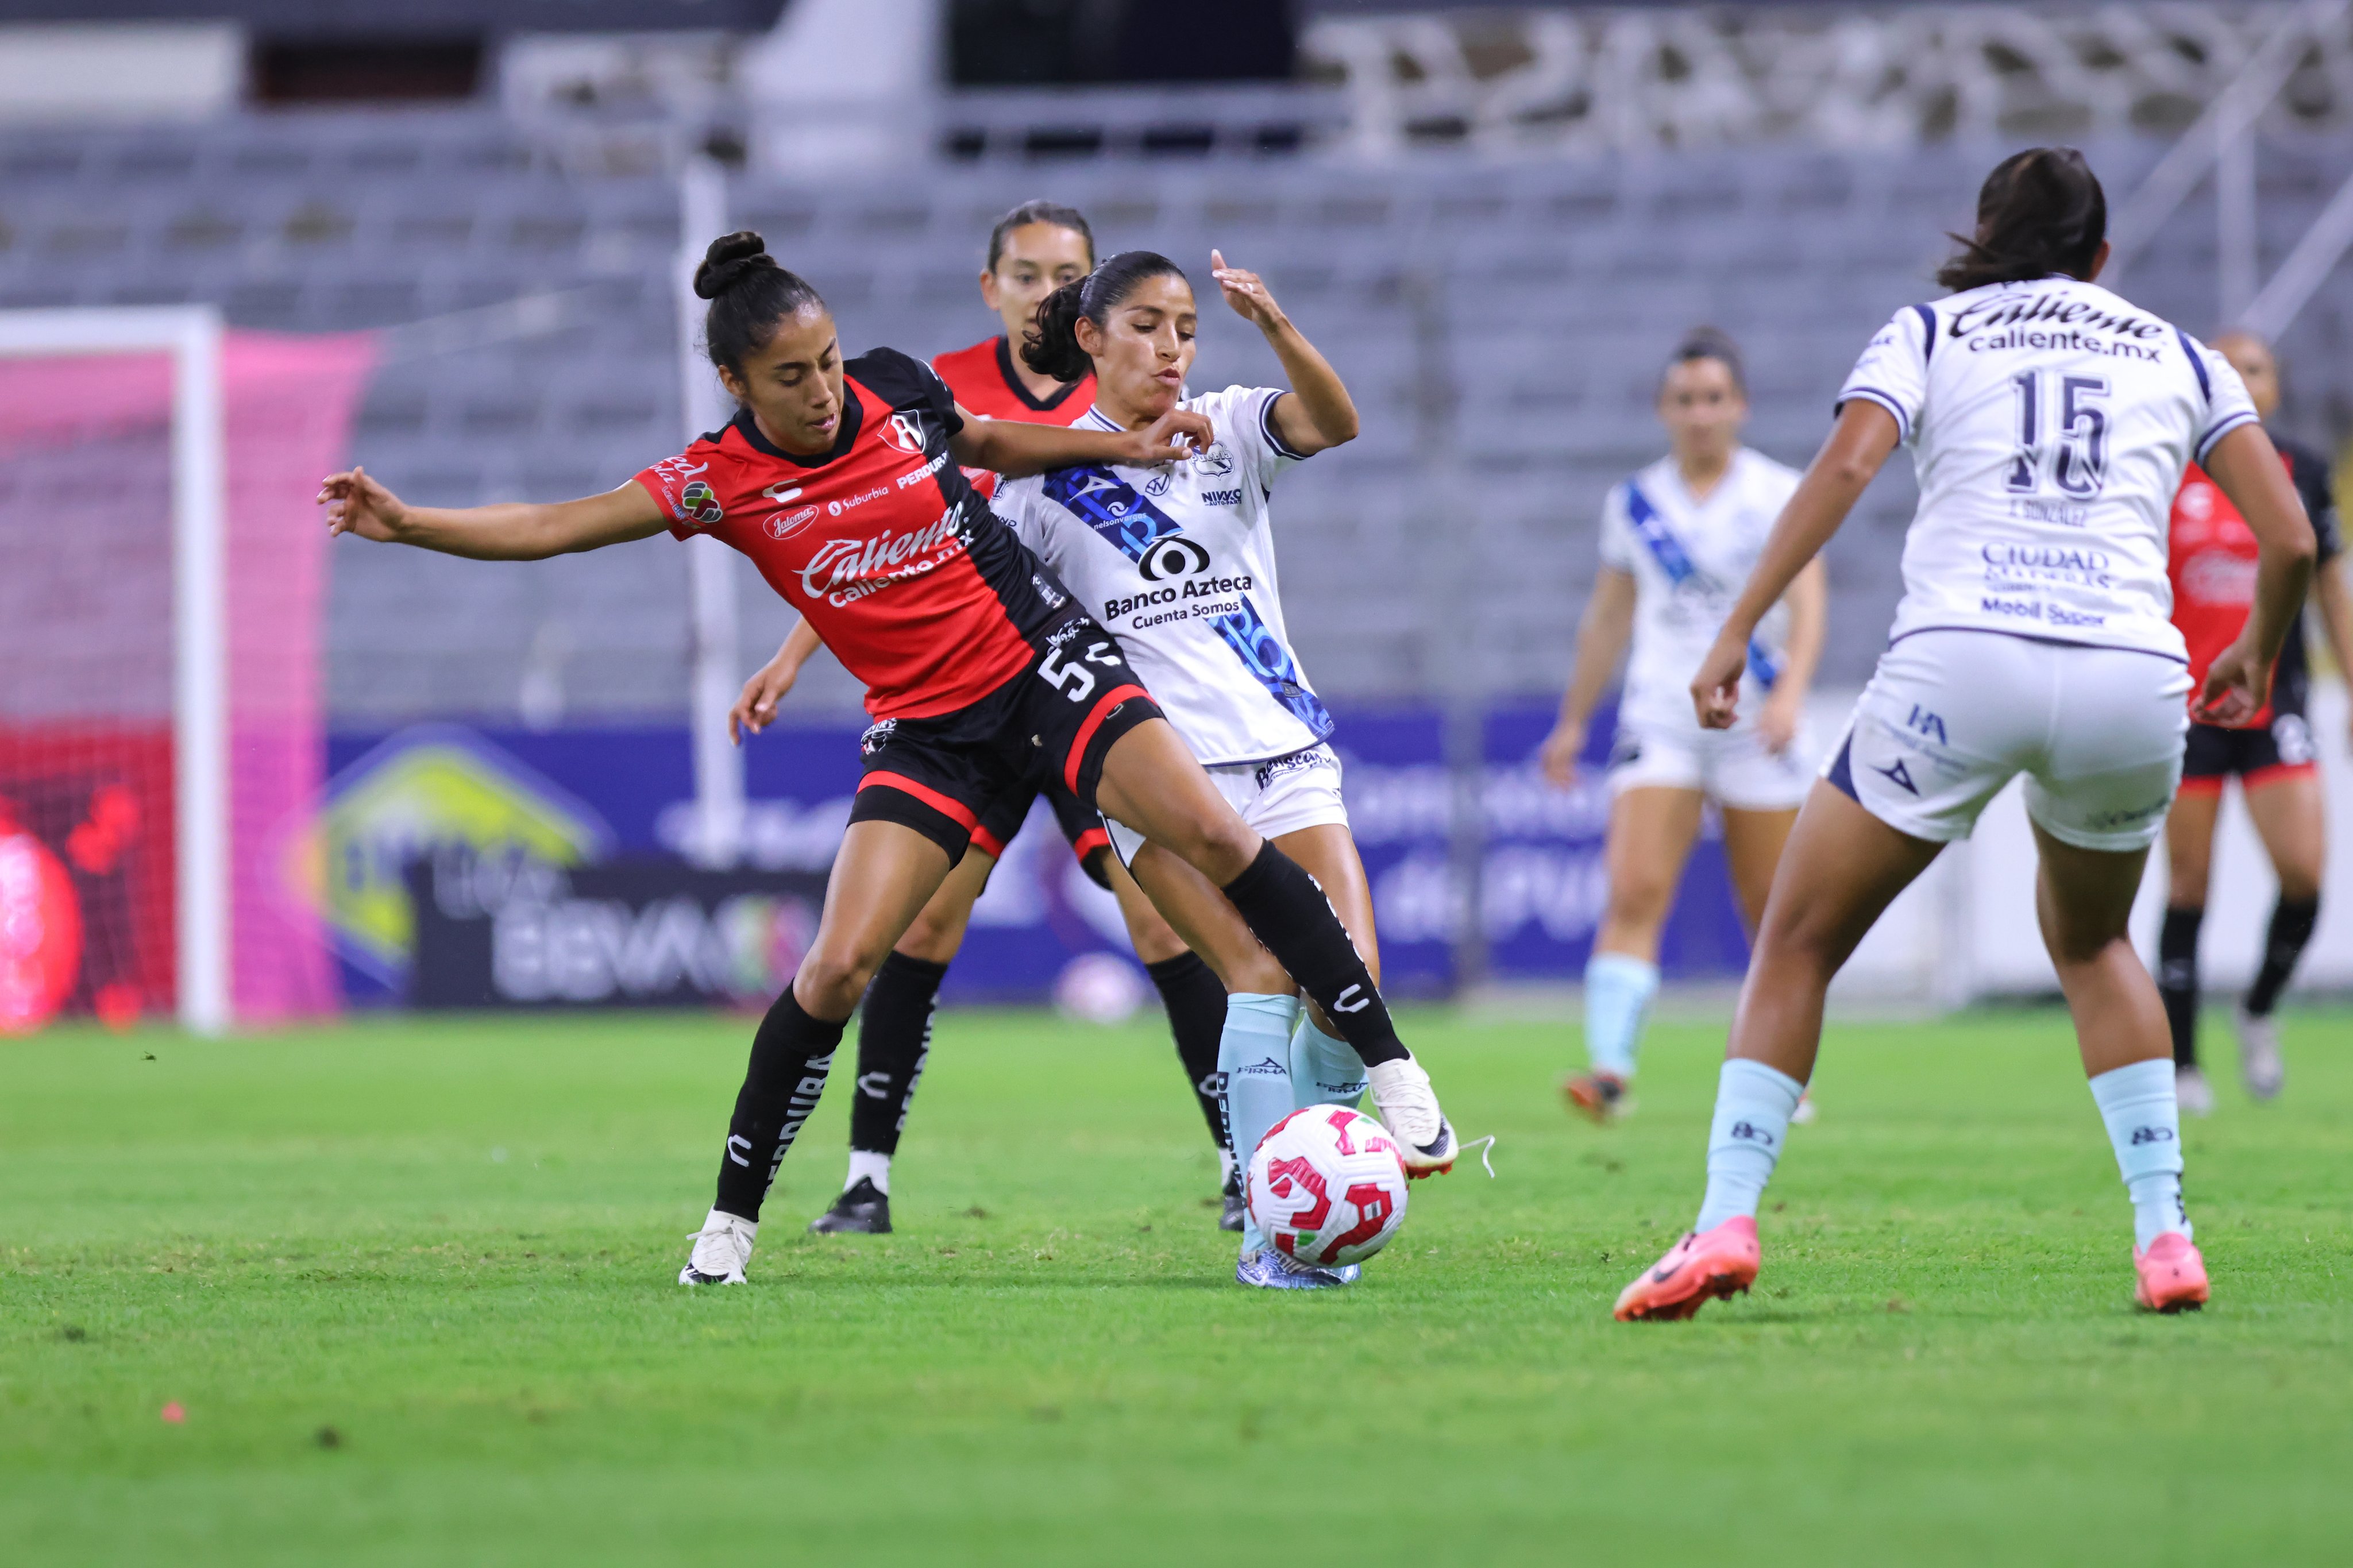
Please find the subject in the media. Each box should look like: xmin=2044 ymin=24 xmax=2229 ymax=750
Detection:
xmin=846 ymin=613 xmax=1160 ymax=863
xmin=969 ymin=775 xmax=1117 ymax=885
xmin=2180 ymin=707 xmax=2319 ymax=795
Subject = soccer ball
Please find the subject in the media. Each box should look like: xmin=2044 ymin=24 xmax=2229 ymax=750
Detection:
xmin=1245 ymin=1106 xmax=1410 ymax=1267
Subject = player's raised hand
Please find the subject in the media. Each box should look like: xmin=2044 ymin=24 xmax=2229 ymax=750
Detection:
xmin=1209 ymin=250 xmax=1283 ymax=329
xmin=1125 ymin=408 xmax=1214 ymax=465
xmin=1690 ymin=631 xmax=1746 ymax=731
xmin=2194 ymin=635 xmax=2272 ymax=728
xmin=317 ymin=466 xmax=407 ymax=542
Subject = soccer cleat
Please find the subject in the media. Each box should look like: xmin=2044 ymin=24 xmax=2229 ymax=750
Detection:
xmin=1614 ymin=1216 xmax=1761 ymax=1322
xmin=1563 ymin=1070 xmax=1630 ymax=1124
xmin=2174 ymin=1064 xmax=2216 ymax=1118
xmin=679 ymin=1210 xmax=757 ymax=1285
xmin=1218 ymin=1171 xmax=1247 ymax=1233
xmin=1790 ymin=1090 xmax=1818 ymax=1126
xmin=1366 ymin=1055 xmax=1459 ymax=1176
xmin=2234 ymin=1007 xmax=2285 ymax=1102
xmin=808 ymin=1176 xmax=892 ymax=1235
xmin=2134 ymin=1231 xmax=2210 ymax=1313
xmin=1236 ymin=1247 xmax=1353 ymax=1290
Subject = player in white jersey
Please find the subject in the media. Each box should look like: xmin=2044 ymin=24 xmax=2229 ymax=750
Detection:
xmin=1540 ymin=329 xmax=1826 ymax=1123
xmin=996 ymin=248 xmax=1460 ymax=1289
xmin=1614 ymin=148 xmax=2316 ymax=1324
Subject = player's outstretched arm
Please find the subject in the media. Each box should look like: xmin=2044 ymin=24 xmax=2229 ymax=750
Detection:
xmin=2313 ymin=560 xmax=2353 ymax=746
xmin=731 ymin=619 xmax=825 ymax=744
xmin=318 ymin=466 xmax=667 ymax=560
xmin=2199 ymin=423 xmax=2319 ymax=725
xmin=952 ymin=404 xmax=1212 ymax=478
xmin=1691 ymin=399 xmax=1897 ymax=730
xmin=1541 ymin=567 xmax=1637 ymax=788
xmin=1756 ymin=558 xmax=1830 ymax=753
xmin=1208 ymin=249 xmax=1358 ymax=456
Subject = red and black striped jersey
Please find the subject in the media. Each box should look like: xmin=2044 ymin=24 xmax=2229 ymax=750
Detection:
xmin=930 ymin=335 xmax=1094 ymax=499
xmin=2168 ymin=437 xmax=2343 ymax=726
xmin=633 ymin=348 xmax=1071 ymax=721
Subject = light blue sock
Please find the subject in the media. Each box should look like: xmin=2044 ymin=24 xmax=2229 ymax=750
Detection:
xmin=2089 ymin=1059 xmax=2191 ymax=1249
xmin=1220 ymin=992 xmax=1302 ymax=1253
xmin=1584 ymin=952 xmax=1660 ymax=1079
xmin=1289 ymin=1010 xmax=1367 ymax=1110
xmin=1692 ymin=1059 xmax=1806 ymax=1233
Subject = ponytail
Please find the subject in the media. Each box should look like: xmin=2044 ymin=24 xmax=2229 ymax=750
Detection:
xmin=1021 ymin=250 xmax=1189 ymax=381
xmin=1938 ymin=147 xmax=2108 ymax=292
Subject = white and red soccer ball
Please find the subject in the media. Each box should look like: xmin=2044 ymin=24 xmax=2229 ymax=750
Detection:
xmin=1245 ymin=1106 xmax=1410 ymax=1267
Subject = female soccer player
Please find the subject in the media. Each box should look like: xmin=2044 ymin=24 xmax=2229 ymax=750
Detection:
xmin=319 ymin=232 xmax=1456 ymax=1288
xmin=1538 ymin=329 xmax=1826 ymax=1122
xmin=990 ymin=248 xmax=1425 ymax=1289
xmin=737 ymin=200 xmax=1239 ymax=1237
xmin=1613 ymin=148 xmax=2316 ymax=1322
xmin=2158 ymin=329 xmax=2352 ymax=1114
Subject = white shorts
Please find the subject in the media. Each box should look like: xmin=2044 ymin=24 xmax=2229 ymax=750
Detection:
xmin=1607 ymin=716 xmax=1813 ymax=812
xmin=1105 ymin=743 xmax=1349 ymax=866
xmin=1829 ymin=629 xmax=2190 ymax=853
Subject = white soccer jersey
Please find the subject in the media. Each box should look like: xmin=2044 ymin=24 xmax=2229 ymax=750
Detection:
xmin=1839 ymin=276 xmax=2259 ymax=661
xmin=995 ymin=385 xmax=1330 ymax=766
xmin=1597 ymin=447 xmax=1803 ymax=733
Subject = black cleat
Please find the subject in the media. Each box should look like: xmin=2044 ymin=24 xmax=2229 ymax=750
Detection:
xmin=1219 ymin=1171 xmax=1247 ymax=1233
xmin=808 ymin=1176 xmax=892 ymax=1234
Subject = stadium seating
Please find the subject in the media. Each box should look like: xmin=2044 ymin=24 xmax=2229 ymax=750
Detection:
xmin=6 ymin=107 xmax=2346 ymax=723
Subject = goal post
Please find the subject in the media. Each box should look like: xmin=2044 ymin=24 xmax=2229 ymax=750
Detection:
xmin=0 ymin=307 xmax=229 ymax=1035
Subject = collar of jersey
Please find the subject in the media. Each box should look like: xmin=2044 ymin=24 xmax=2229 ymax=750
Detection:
xmin=1077 ymin=404 xmax=1124 ymax=435
xmin=728 ymin=389 xmax=866 ymax=469
xmin=992 ymin=337 xmax=1087 ymax=413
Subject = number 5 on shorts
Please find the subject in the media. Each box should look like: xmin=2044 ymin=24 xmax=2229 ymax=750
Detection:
xmin=1038 ymin=646 xmax=1097 ymax=702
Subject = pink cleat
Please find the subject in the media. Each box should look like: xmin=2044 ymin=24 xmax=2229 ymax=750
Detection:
xmin=1614 ymin=1216 xmax=1760 ymax=1322
xmin=2134 ymin=1233 xmax=2209 ymax=1314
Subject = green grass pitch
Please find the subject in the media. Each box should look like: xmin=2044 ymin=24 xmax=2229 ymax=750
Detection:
xmin=3 ymin=1004 xmax=2349 ymax=1565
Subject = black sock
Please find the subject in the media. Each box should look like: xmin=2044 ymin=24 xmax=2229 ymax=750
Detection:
xmin=2245 ymin=896 xmax=2320 ymax=1017
xmin=2158 ymin=905 xmax=2203 ymax=1069
xmin=1219 ymin=841 xmax=1407 ymax=1068
xmin=712 ymin=987 xmax=845 ymax=1222
xmin=1146 ymin=951 xmax=1229 ymax=1150
xmin=848 ymin=951 xmax=947 ymax=1159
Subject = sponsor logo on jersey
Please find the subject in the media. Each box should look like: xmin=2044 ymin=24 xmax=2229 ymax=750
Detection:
xmin=766 ymin=505 xmax=819 ymax=540
xmin=828 ymin=485 xmax=891 ymax=517
xmin=1139 ymin=535 xmax=1210 ymax=581
xmin=1141 ymin=469 xmax=1175 ymax=497
xmin=798 ymin=509 xmax=966 ymax=605
xmin=879 ymin=410 xmax=929 ymax=455
xmin=1200 ymin=487 xmax=1243 ymax=507
xmin=2181 ymin=551 xmax=2258 ymax=605
xmin=1947 ymin=290 xmax=2165 ymax=343
xmin=680 ymin=480 xmax=724 ymax=526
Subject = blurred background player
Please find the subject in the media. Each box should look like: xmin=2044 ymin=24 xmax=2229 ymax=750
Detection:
xmin=1614 ymin=148 xmax=2317 ymax=1322
xmin=997 ymin=247 xmax=1459 ymax=1288
xmin=2158 ymin=330 xmax=2353 ymax=1115
xmin=1540 ymin=330 xmax=1826 ymax=1123
xmin=732 ymin=199 xmax=1237 ymax=1237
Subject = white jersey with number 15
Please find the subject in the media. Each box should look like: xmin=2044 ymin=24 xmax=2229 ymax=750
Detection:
xmin=1838 ymin=275 xmax=2258 ymax=662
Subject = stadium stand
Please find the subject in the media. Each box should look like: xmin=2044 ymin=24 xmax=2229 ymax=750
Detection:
xmin=6 ymin=102 xmax=2349 ymax=723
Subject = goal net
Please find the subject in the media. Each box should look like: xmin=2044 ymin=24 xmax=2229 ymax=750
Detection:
xmin=0 ymin=308 xmax=372 ymax=1034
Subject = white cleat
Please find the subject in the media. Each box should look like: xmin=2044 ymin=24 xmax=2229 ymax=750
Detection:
xmin=1367 ymin=1055 xmax=1458 ymax=1177
xmin=2174 ymin=1064 xmax=2215 ymax=1119
xmin=1790 ymin=1090 xmax=1818 ymax=1126
xmin=679 ymin=1208 xmax=757 ymax=1285
xmin=2234 ymin=1007 xmax=2285 ymax=1102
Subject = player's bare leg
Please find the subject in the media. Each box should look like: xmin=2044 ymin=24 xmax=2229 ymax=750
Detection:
xmin=1572 ymin=787 xmax=1702 ymax=1121
xmin=1617 ymin=782 xmax=1937 ymax=1320
xmin=2031 ymin=823 xmax=2208 ymax=1311
xmin=684 ymin=821 xmax=954 ymax=1284
xmin=2235 ymin=771 xmax=2325 ymax=1100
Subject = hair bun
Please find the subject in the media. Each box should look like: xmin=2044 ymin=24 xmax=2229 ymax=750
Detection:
xmin=695 ymin=230 xmax=775 ymax=301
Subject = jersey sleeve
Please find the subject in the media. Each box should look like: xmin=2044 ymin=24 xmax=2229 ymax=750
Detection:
xmin=632 ymin=440 xmax=734 ymax=543
xmin=1201 ymin=384 xmax=1308 ymax=491
xmin=1835 ymin=306 xmax=1932 ymax=443
xmin=2185 ymin=337 xmax=2260 ymax=463
xmin=850 ymin=346 xmax=965 ymax=439
xmin=990 ymin=474 xmax=1051 ymax=555
xmin=1595 ymin=482 xmax=1636 ymax=573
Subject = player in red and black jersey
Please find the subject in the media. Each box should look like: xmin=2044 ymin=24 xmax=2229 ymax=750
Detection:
xmin=319 ymin=231 xmax=1457 ymax=1287
xmin=2158 ymin=331 xmax=2353 ymax=1113
xmin=735 ymin=201 xmax=1237 ymax=1238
